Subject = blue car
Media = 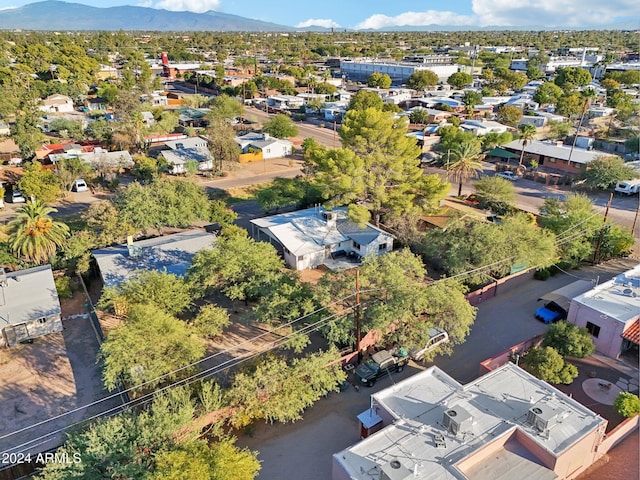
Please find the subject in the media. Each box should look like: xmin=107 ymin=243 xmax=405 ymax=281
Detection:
xmin=534 ymin=301 xmax=567 ymax=324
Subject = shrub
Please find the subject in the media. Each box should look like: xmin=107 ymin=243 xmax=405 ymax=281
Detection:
xmin=614 ymin=392 xmax=640 ymax=418
xmin=534 ymin=269 xmax=551 ymax=281
xmin=55 ymin=276 xmax=74 ymax=299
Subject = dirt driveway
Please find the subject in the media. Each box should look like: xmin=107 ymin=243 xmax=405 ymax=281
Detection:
xmin=0 ymin=301 xmax=124 ymax=457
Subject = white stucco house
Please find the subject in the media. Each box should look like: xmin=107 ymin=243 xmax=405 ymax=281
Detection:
xmin=460 ymin=119 xmax=510 ymax=135
xmin=235 ymin=132 xmax=293 ymax=160
xmin=250 ymin=206 xmax=394 ymax=270
xmin=39 ymin=94 xmax=74 ymax=113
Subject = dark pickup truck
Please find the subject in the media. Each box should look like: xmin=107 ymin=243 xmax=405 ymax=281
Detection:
xmin=355 ymin=350 xmax=409 ymax=387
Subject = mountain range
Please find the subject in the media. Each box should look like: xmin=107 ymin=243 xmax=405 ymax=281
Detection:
xmin=0 ymin=1 xmax=637 ymax=32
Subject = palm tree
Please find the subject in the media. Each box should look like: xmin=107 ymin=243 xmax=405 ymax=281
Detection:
xmin=517 ymin=124 xmax=537 ymax=166
xmin=449 ymin=140 xmax=484 ymax=197
xmin=7 ymin=201 xmax=69 ymax=265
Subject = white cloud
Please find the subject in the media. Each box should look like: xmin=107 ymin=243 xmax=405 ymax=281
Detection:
xmin=137 ymin=0 xmax=153 ymax=7
xmin=353 ymin=0 xmax=638 ymax=29
xmin=154 ymin=0 xmax=222 ymax=13
xmin=472 ymin=0 xmax=638 ymax=26
xmin=355 ymin=10 xmax=475 ymax=29
xmin=296 ymin=18 xmax=341 ymax=29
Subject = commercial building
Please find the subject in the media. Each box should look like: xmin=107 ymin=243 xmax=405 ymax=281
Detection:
xmin=334 ymin=363 xmax=607 ymax=480
xmin=340 ymin=60 xmax=460 ymax=85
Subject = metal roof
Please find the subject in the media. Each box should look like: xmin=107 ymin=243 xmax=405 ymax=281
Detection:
xmin=539 ymin=280 xmax=595 ymax=312
xmin=160 ymin=146 xmax=213 ymax=166
xmin=92 ymin=230 xmax=215 ymax=287
xmin=0 ymin=265 xmax=61 ymax=327
xmin=502 ymin=140 xmax=604 ymax=165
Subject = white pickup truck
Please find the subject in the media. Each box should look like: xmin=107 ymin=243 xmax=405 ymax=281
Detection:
xmin=614 ymin=179 xmax=640 ymax=195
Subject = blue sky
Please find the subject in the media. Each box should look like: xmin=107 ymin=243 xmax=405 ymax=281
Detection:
xmin=1 ymin=0 xmax=638 ymax=28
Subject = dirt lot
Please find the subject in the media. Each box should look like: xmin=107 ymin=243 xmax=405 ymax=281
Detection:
xmin=0 ymin=284 xmax=124 ymax=457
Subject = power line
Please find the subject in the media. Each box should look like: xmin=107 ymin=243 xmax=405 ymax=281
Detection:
xmin=0 ymin=207 xmax=610 ymax=451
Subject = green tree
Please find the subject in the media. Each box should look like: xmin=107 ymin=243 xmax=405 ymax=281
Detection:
xmin=98 ymin=270 xmax=193 ymax=316
xmin=18 ymin=161 xmax=62 ymax=204
xmin=614 ymin=392 xmax=640 ymax=418
xmin=481 ymin=131 xmax=513 ymax=151
xmin=367 ymin=72 xmax=392 ymax=89
xmin=255 ymin=176 xmax=322 ymax=213
xmin=534 ymin=82 xmax=563 ymax=105
xmin=406 ymin=69 xmax=439 ymax=90
xmin=208 ymin=94 xmax=244 ymax=121
xmin=547 ymin=121 xmax=571 ymax=140
xmin=83 ymin=200 xmax=136 ymax=247
xmin=554 ymin=67 xmax=592 ymax=88
xmin=312 ymin=107 xmax=445 ymax=224
xmin=227 ymin=349 xmax=346 ymax=428
xmin=448 ymin=139 xmax=483 ymax=196
xmin=348 ymin=90 xmax=384 ymax=111
xmin=518 ymin=124 xmax=537 ymax=166
xmin=496 ymin=105 xmax=524 ymax=127
xmin=205 ymin=118 xmax=240 ymax=171
xmin=409 ymin=108 xmax=430 ymax=124
xmin=521 ymin=346 xmax=578 ymax=384
xmin=581 ymin=155 xmax=638 ymax=189
xmin=316 ymin=250 xmax=476 ymax=352
xmin=115 ymin=179 xmax=212 ymax=233
xmin=100 ymin=304 xmax=205 ymax=391
xmin=152 ymin=439 xmax=260 ymax=480
xmin=542 ymin=321 xmax=595 ymax=358
xmin=262 ymin=113 xmax=298 ymax=139
xmin=447 ymin=71 xmax=473 ymax=89
xmin=187 ymin=235 xmax=284 ymax=303
xmin=474 ymin=176 xmax=516 ymax=213
xmin=462 ymin=91 xmax=483 ymax=116
xmin=423 ymin=213 xmax=556 ymax=283
xmin=209 ymin=199 xmax=238 ymax=226
xmin=56 ymin=157 xmax=93 ymax=191
xmin=556 ymin=93 xmax=583 ymax=117
xmin=7 ymin=201 xmax=69 ymax=264
xmin=11 ymin=99 xmax=45 ymax=160
xmin=193 ymin=304 xmax=230 ymax=339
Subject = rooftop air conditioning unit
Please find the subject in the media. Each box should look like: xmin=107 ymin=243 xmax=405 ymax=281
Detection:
xmin=442 ymin=406 xmax=473 ymax=436
xmin=527 ymin=402 xmax=559 ymax=432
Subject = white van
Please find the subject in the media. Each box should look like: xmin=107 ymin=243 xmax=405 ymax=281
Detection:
xmin=72 ymin=179 xmax=89 ymax=192
xmin=614 ymin=179 xmax=640 ymax=195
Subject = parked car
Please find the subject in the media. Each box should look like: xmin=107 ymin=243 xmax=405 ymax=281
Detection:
xmin=408 ymin=328 xmax=449 ymax=361
xmin=72 ymin=179 xmax=89 ymax=192
xmin=11 ymin=189 xmax=26 ymax=203
xmin=614 ymin=179 xmax=640 ymax=196
xmin=355 ymin=350 xmax=409 ymax=387
xmin=534 ymin=301 xmax=567 ymax=324
xmin=495 ymin=171 xmax=520 ymax=181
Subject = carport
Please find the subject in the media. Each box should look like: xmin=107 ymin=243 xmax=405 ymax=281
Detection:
xmin=538 ymin=280 xmax=594 ymax=314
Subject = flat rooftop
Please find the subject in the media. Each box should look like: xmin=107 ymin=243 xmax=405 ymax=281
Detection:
xmin=335 ymin=363 xmax=605 ymax=480
xmin=571 ymin=264 xmax=640 ymax=324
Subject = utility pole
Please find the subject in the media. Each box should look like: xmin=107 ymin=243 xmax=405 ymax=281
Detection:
xmin=355 ymin=268 xmax=362 ymax=363
xmin=592 ymin=193 xmax=613 ymax=264
xmin=631 ymin=192 xmax=640 ymax=236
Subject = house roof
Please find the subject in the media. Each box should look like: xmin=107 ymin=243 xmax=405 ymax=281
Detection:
xmin=165 ymin=136 xmax=206 ymax=150
xmin=539 ymin=280 xmax=595 ymax=312
xmin=486 ymin=147 xmax=519 ymax=159
xmin=49 ymin=149 xmax=133 ymax=169
xmin=0 ymin=265 xmax=61 ymax=327
xmin=571 ymin=264 xmax=640 ymax=325
xmin=335 ymin=363 xmax=605 ymax=480
xmin=503 ymin=140 xmax=605 ymax=165
xmin=622 ymin=319 xmax=640 ymax=344
xmin=160 ymin=146 xmax=213 ymax=166
xmin=92 ymin=230 xmax=216 ymax=287
xmin=251 ymin=207 xmax=393 ymax=256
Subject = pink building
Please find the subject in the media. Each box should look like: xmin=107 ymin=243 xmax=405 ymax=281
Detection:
xmin=567 ymin=265 xmax=639 ymax=360
xmin=333 ymin=363 xmax=607 ymax=480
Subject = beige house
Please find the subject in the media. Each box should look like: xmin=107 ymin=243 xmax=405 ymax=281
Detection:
xmin=39 ymin=94 xmax=74 ymax=114
xmin=334 ymin=363 xmax=607 ymax=480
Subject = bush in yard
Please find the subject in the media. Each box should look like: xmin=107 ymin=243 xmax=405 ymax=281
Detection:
xmin=55 ymin=276 xmax=73 ymax=299
xmin=614 ymin=392 xmax=640 ymax=418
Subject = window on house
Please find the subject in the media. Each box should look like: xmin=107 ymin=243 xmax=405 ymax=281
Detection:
xmin=586 ymin=321 xmax=600 ymax=338
xmin=379 ymin=243 xmax=387 ymax=251
xmin=353 ymin=241 xmax=361 ymax=250
xmin=38 ymin=318 xmax=47 ymax=324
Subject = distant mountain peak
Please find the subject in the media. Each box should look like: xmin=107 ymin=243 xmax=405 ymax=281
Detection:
xmin=0 ymin=0 xmax=293 ymax=31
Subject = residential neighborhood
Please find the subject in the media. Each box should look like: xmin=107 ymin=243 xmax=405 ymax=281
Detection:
xmin=0 ymin=3 xmax=638 ymax=480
